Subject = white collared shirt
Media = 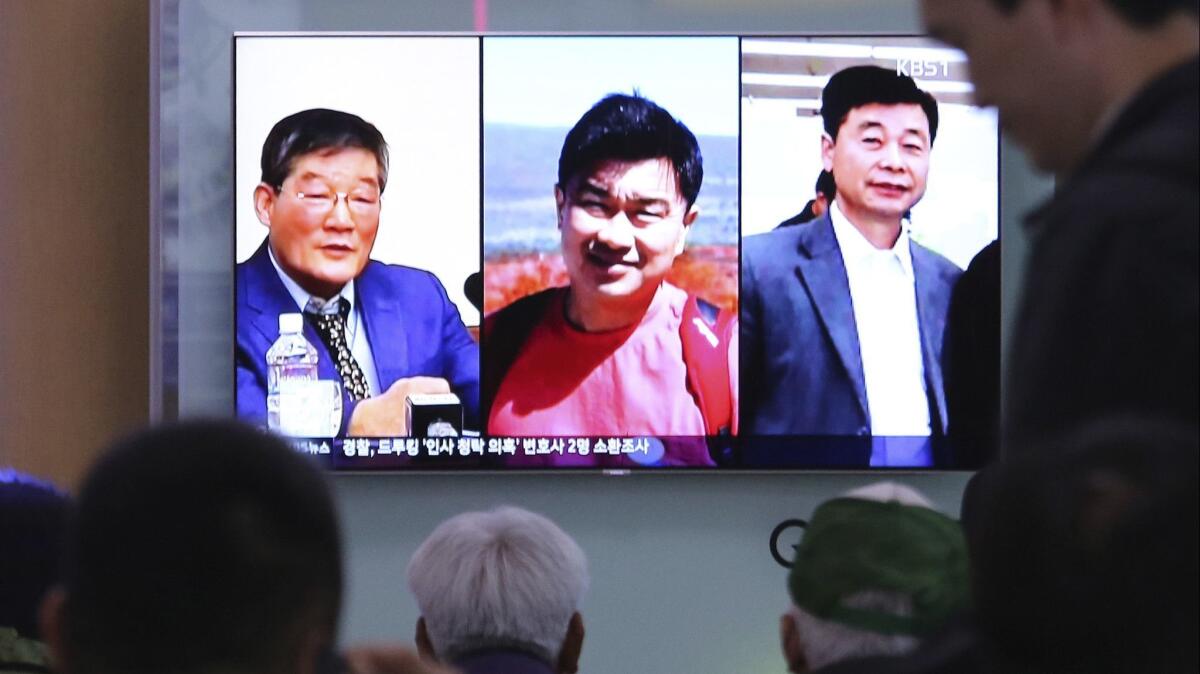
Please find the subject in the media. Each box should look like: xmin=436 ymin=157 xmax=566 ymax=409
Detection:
xmin=268 ymin=247 xmax=382 ymax=397
xmin=829 ymin=201 xmax=932 ymax=452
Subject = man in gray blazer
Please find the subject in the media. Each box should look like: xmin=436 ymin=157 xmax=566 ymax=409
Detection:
xmin=741 ymin=66 xmax=961 ymax=467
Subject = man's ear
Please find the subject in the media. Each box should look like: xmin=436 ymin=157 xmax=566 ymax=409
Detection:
xmin=254 ymin=183 xmax=277 ymax=228
xmin=554 ymin=185 xmax=566 ymax=228
xmin=556 ymin=612 xmax=585 ymax=674
xmin=415 ymin=617 xmax=437 ymax=661
xmin=39 ymin=586 xmax=70 ymax=673
xmin=813 ymin=194 xmax=829 ymax=218
xmin=820 ymin=133 xmax=836 ymax=173
xmin=780 ymin=611 xmax=808 ymax=673
xmin=674 ymin=204 xmax=700 ymax=256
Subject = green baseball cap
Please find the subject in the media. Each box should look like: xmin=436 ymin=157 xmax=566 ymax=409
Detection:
xmin=787 ymin=497 xmax=969 ymax=637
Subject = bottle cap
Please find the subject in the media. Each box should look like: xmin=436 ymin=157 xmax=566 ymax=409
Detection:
xmin=278 ymin=313 xmax=304 ymax=334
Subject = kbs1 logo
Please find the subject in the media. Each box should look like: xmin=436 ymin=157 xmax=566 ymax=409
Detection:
xmin=896 ymin=58 xmax=950 ymax=78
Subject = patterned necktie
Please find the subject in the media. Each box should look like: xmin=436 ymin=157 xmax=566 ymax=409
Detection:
xmin=305 ymin=297 xmax=372 ymax=402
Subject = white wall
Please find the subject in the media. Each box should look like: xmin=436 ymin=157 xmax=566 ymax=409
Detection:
xmin=334 ymin=472 xmax=972 ymax=674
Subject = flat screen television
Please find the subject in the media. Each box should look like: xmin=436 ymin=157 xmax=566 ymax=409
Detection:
xmin=232 ymin=34 xmax=998 ymax=471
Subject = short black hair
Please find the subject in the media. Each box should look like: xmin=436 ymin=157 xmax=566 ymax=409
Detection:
xmin=60 ymin=420 xmax=343 ymax=674
xmin=987 ymin=0 xmax=1197 ymax=26
xmin=260 ymin=108 xmax=389 ymax=193
xmin=557 ymin=93 xmax=703 ymax=208
xmin=821 ymin=66 xmax=940 ymax=144
xmin=815 ymin=169 xmax=837 ymax=199
xmin=0 ymin=471 xmax=68 ymax=639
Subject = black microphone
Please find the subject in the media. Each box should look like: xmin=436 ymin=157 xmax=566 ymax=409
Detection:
xmin=464 ymin=272 xmax=483 ymax=312
xmin=407 ymin=392 xmax=464 ymax=437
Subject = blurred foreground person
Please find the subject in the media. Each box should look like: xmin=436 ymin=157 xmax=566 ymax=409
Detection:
xmin=779 ymin=482 xmax=970 ymax=673
xmin=38 ymin=421 xmax=449 ymax=674
xmin=921 ymin=0 xmax=1199 ymax=448
xmin=408 ymin=506 xmax=588 ymax=674
xmin=0 ymin=471 xmax=68 ymax=674
xmin=966 ymin=418 xmax=1198 ymax=673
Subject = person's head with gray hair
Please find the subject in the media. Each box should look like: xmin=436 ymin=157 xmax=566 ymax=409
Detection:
xmin=779 ymin=482 xmax=969 ymax=672
xmin=407 ymin=506 xmax=588 ymax=674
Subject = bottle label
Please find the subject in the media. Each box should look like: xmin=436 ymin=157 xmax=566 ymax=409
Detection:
xmin=274 ymin=380 xmax=343 ymax=437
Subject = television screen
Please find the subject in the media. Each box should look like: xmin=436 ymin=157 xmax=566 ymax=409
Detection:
xmin=233 ymin=34 xmax=998 ymax=470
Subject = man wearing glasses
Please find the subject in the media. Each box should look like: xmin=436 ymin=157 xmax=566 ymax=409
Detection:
xmin=236 ymin=108 xmax=479 ymax=437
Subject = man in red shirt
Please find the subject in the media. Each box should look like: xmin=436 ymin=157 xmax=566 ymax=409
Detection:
xmin=483 ymin=94 xmax=736 ymax=466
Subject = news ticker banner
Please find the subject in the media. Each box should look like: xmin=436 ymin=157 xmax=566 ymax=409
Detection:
xmin=288 ymin=434 xmax=957 ymax=470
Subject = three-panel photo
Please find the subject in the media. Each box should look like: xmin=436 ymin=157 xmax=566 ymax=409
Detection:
xmin=233 ymin=34 xmax=999 ymax=471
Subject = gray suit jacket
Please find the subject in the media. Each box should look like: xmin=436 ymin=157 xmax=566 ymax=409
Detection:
xmin=741 ymin=213 xmax=961 ymax=464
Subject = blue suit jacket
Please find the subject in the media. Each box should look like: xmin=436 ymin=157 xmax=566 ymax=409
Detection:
xmin=741 ymin=213 xmax=961 ymax=462
xmin=236 ymin=241 xmax=480 ymax=434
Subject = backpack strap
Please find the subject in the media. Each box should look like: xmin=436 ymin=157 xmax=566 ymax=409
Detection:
xmin=480 ymin=289 xmax=556 ymax=427
xmin=680 ymin=295 xmax=736 ymax=436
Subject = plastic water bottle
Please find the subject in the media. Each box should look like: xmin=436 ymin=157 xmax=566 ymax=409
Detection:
xmin=266 ymin=313 xmax=319 ymax=434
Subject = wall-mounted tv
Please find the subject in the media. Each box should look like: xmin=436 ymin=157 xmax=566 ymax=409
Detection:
xmin=233 ymin=34 xmax=998 ymax=471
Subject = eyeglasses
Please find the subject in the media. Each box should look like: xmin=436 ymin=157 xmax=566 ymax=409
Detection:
xmin=281 ymin=183 xmax=382 ymax=218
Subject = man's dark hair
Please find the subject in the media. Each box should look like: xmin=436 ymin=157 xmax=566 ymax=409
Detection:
xmin=821 ymin=66 xmax=940 ymax=144
xmin=557 ymin=93 xmax=704 ymax=208
xmin=815 ymin=169 xmax=837 ymax=200
xmin=59 ymin=420 xmax=343 ymax=674
xmin=967 ymin=417 xmax=1198 ymax=673
xmin=0 ymin=471 xmax=68 ymax=639
xmin=987 ymin=0 xmax=1197 ymax=26
xmin=260 ymin=107 xmax=389 ymax=193
xmin=780 ymin=171 xmax=839 ymax=227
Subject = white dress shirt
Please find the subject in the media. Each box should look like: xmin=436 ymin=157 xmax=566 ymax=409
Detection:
xmin=829 ymin=202 xmax=932 ymax=466
xmin=268 ymin=248 xmax=382 ymax=397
